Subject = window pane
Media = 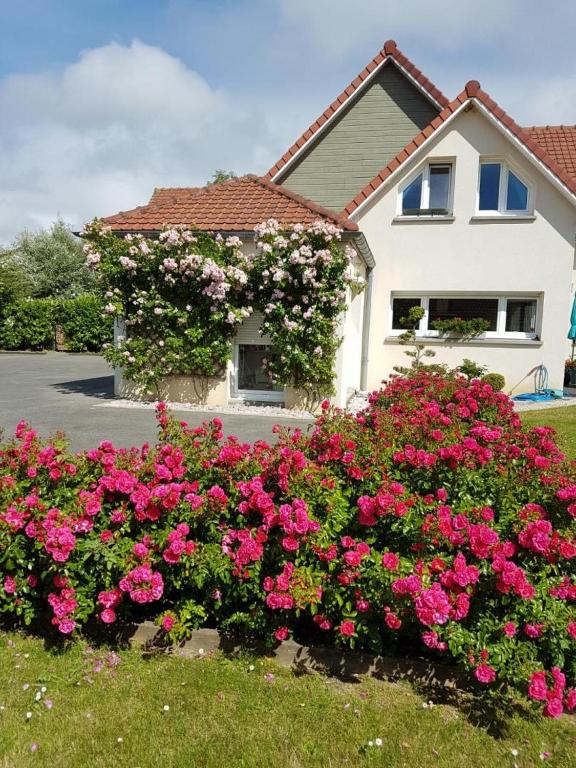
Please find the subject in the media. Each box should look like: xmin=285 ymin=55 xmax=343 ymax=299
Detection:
xmin=392 ymin=298 xmax=422 ymax=329
xmin=238 ymin=345 xmax=282 ymax=391
xmin=428 ymin=298 xmax=498 ymax=331
xmin=429 ymin=165 xmax=451 ymax=210
xmin=479 ymin=163 xmax=501 ymax=210
xmin=505 ymin=299 xmax=537 ymax=333
xmin=402 ymin=174 xmax=423 ymax=212
xmin=506 ymin=171 xmax=528 ymax=211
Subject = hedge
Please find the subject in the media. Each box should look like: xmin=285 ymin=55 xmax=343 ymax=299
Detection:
xmin=0 ymin=295 xmax=112 ymax=352
xmin=0 ymin=371 xmax=575 ymax=717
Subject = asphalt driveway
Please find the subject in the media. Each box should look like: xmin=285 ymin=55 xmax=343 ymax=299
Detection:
xmin=0 ymin=353 xmax=312 ymax=451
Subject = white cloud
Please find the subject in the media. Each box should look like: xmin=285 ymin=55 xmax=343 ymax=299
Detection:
xmin=1 ymin=20 xmax=575 ymax=246
xmin=0 ymin=40 xmax=281 ymax=244
xmin=486 ymin=74 xmax=576 ymax=126
xmin=275 ymin=0 xmax=523 ymax=56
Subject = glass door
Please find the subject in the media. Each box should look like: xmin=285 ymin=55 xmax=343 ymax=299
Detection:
xmin=233 ymin=344 xmax=284 ymax=402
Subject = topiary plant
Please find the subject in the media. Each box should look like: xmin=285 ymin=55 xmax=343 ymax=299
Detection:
xmin=481 ymin=372 xmax=505 ymax=391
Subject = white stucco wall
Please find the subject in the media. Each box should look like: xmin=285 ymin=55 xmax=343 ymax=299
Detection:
xmin=355 ymin=107 xmax=576 ymax=394
xmin=333 ymin=258 xmax=367 ymax=407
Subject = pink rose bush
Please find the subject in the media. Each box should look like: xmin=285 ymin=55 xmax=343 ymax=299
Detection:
xmin=0 ymin=372 xmax=575 ymax=717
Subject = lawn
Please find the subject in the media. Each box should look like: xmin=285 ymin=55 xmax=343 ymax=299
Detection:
xmin=521 ymin=405 xmax=576 ymax=459
xmin=0 ymin=633 xmax=574 ymax=768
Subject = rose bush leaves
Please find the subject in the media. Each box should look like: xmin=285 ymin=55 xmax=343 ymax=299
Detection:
xmin=0 ymin=372 xmax=575 ymax=716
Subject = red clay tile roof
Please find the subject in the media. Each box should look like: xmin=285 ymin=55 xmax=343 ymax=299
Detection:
xmin=265 ymin=39 xmax=449 ymax=182
xmin=343 ymin=81 xmax=576 ymax=217
xmin=101 ymin=175 xmax=358 ymax=233
xmin=524 ymin=125 xmax=576 ymax=180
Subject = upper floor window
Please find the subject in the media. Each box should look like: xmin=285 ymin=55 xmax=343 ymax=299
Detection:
xmin=401 ymin=163 xmax=453 ymax=216
xmin=478 ymin=161 xmax=531 ymax=215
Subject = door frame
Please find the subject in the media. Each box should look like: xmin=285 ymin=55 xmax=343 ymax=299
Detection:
xmin=231 ymin=342 xmax=285 ymax=403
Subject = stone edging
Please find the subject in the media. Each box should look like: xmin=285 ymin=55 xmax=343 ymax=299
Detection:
xmin=129 ymin=622 xmax=468 ymax=692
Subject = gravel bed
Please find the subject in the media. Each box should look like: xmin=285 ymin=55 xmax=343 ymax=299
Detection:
xmin=95 ymin=398 xmax=313 ymax=419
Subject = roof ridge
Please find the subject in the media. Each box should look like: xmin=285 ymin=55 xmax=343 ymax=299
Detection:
xmin=250 ymin=175 xmax=358 ymax=230
xmin=342 ymin=80 xmax=576 ymax=217
xmin=524 ymin=124 xmax=576 ymax=130
xmin=265 ymin=39 xmax=449 ymax=182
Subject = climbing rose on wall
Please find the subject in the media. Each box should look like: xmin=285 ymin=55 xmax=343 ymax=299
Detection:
xmin=82 ymin=218 xmax=364 ymax=404
xmin=251 ymin=219 xmax=364 ymax=406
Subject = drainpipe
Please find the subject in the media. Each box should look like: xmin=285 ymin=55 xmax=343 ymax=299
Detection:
xmin=360 ymin=266 xmax=373 ymax=391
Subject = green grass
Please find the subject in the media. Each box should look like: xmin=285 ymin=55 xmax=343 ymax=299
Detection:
xmin=0 ymin=633 xmax=574 ymax=768
xmin=521 ymin=406 xmax=576 ymax=459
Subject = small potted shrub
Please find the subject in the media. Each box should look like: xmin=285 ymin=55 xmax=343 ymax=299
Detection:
xmin=565 ymin=358 xmax=576 ymax=386
xmin=430 ymin=317 xmax=491 ymax=338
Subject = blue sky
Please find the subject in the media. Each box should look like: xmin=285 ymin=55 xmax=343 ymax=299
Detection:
xmin=0 ymin=0 xmax=575 ymax=243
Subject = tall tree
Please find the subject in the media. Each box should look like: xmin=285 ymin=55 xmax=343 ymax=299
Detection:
xmin=4 ymin=218 xmax=95 ymax=298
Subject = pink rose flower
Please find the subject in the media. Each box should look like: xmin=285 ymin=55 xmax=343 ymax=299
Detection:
xmin=339 ymin=620 xmax=355 ymax=637
xmin=474 ymin=664 xmax=496 ymax=684
xmin=543 ymin=697 xmax=564 ymax=718
xmin=58 ymin=619 xmax=76 ymax=634
xmin=528 ymin=671 xmax=548 ymax=701
xmin=502 ymin=622 xmax=517 ymax=637
xmin=274 ymin=626 xmax=289 ymax=642
xmin=381 ymin=552 xmax=400 ymax=571
xmin=162 ymin=615 xmax=175 ymax=632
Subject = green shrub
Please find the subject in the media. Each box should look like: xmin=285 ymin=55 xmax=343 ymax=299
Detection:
xmin=430 ymin=317 xmax=490 ymax=337
xmin=57 ymin=295 xmax=113 ymax=352
xmin=0 ymin=298 xmax=56 ymax=350
xmin=481 ymin=372 xmax=506 ymax=391
xmin=0 ymin=295 xmax=112 ymax=352
xmin=459 ymin=358 xmax=488 ymax=379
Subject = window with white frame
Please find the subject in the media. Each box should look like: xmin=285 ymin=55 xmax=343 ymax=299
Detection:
xmin=400 ymin=162 xmax=453 ymax=215
xmin=477 ymin=161 xmax=532 ymax=215
xmin=390 ymin=295 xmax=539 ymax=339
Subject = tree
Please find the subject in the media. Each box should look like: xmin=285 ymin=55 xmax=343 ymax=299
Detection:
xmin=5 ymin=218 xmax=95 ymax=299
xmin=0 ymin=255 xmax=31 ymax=312
xmin=207 ymin=169 xmax=237 ymax=185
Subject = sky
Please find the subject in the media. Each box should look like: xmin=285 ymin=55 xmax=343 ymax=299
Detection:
xmin=0 ymin=0 xmax=575 ymax=244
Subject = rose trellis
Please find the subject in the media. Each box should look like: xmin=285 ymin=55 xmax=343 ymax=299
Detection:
xmin=82 ymin=219 xmax=364 ymax=402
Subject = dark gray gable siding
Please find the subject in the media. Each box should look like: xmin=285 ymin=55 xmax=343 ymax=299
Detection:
xmin=276 ymin=63 xmax=439 ymax=211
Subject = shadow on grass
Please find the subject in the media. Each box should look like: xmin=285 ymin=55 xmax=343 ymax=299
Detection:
xmin=1 ymin=618 xmax=537 ymax=739
xmin=52 ymin=375 xmax=114 ymax=399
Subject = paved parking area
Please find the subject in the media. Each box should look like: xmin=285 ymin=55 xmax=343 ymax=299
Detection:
xmin=0 ymin=353 xmax=312 ymax=451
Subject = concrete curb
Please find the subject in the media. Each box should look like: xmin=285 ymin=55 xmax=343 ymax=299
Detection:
xmin=129 ymin=622 xmax=467 ymax=691
xmin=0 ymin=350 xmax=48 ymax=355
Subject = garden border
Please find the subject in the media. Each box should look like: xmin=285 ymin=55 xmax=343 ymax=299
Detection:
xmin=128 ymin=621 xmax=468 ymax=692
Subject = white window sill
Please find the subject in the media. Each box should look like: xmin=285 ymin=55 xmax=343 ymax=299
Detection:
xmin=470 ymin=215 xmax=536 ymax=222
xmin=393 ymin=215 xmax=455 ymax=223
xmin=385 ymin=335 xmax=542 ymax=347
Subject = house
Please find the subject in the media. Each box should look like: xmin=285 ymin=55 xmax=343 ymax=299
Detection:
xmin=102 ymin=40 xmax=576 ymax=407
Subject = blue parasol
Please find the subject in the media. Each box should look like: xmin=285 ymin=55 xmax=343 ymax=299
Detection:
xmin=569 ymin=294 xmax=576 ymax=360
